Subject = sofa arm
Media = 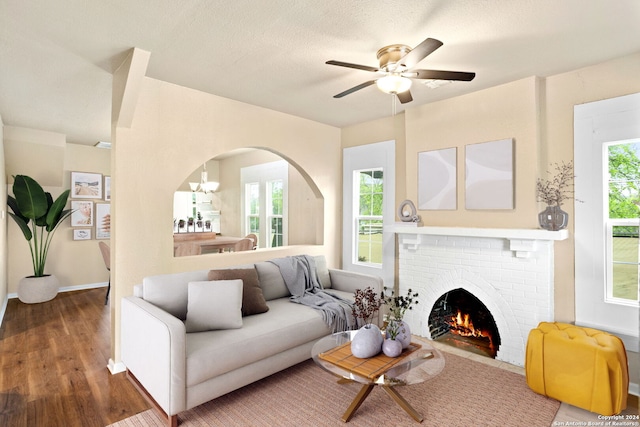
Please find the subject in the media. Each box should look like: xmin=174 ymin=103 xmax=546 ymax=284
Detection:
xmin=121 ymin=296 xmax=187 ymax=417
xmin=328 ymin=269 xmax=383 ymax=295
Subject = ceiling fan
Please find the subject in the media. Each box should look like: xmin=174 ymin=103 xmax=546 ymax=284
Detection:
xmin=326 ymin=37 xmax=475 ymax=104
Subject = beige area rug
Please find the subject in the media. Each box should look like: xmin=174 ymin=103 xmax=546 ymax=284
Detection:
xmin=108 ymin=352 xmax=560 ymax=427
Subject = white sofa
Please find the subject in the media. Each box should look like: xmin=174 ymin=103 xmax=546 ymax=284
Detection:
xmin=121 ymin=255 xmax=383 ymax=426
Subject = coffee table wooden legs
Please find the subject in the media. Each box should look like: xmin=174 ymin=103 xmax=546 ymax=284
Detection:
xmin=341 ymin=383 xmax=423 ymax=423
xmin=382 ymin=386 xmax=423 ymax=422
xmin=342 ymin=384 xmax=374 ymax=422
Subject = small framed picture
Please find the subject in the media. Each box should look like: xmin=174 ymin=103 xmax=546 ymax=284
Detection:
xmin=95 ymin=203 xmax=111 ymax=240
xmin=73 ymin=229 xmax=92 ymax=241
xmin=71 ymin=201 xmax=94 ymax=227
xmin=104 ymin=176 xmax=111 ymax=201
xmin=71 ymin=171 xmax=103 ymax=199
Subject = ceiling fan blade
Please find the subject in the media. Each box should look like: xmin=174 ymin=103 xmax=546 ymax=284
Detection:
xmin=333 ymin=80 xmax=377 ymax=98
xmin=412 ymin=69 xmax=476 ymax=81
xmin=326 ymin=60 xmax=380 ymax=73
xmin=397 ymin=90 xmax=413 ymax=104
xmin=399 ymin=38 xmax=443 ymax=69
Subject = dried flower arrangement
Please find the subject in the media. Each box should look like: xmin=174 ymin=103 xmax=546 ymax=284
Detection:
xmin=351 ymin=287 xmax=382 ymax=328
xmin=536 ymin=161 xmax=576 ymax=207
xmin=381 ymin=286 xmax=419 ymax=320
xmin=385 ymin=319 xmax=400 ymax=340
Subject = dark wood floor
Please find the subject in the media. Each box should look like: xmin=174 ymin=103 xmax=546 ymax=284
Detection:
xmin=0 ymin=288 xmax=151 ymax=426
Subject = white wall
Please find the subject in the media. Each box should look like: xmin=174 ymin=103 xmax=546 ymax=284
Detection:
xmin=0 ymin=115 xmax=7 ymax=324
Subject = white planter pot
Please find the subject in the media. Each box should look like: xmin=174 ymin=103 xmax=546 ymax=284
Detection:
xmin=18 ymin=275 xmax=59 ymax=304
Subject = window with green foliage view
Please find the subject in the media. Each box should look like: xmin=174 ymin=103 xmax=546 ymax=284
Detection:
xmin=607 ymin=142 xmax=640 ymax=303
xmin=268 ymin=180 xmax=283 ymax=248
xmin=355 ymin=169 xmax=383 ymax=265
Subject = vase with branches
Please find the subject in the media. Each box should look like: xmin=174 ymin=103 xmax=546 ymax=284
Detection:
xmin=350 ymin=287 xmax=383 ymax=358
xmin=536 ymin=161 xmax=577 ymax=230
xmin=381 ymin=286 xmax=419 ymax=349
xmin=381 ymin=320 xmax=403 ymax=357
xmin=351 ymin=286 xmax=382 ymax=328
xmin=381 ymin=286 xmax=419 ymax=321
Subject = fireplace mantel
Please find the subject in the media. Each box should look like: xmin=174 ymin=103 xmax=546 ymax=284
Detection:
xmin=385 ymin=224 xmax=568 ymax=258
xmin=392 ymin=224 xmax=563 ymax=365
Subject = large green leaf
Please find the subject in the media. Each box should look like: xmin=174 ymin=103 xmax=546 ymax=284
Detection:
xmin=13 ymin=175 xmax=48 ymax=220
xmin=8 ymin=212 xmax=33 ymax=241
xmin=7 ymin=195 xmax=30 ymax=225
xmin=46 ymin=189 xmax=71 ymax=231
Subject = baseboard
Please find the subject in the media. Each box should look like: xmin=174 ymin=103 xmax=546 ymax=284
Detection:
xmin=6 ymin=281 xmax=108 ymax=300
xmin=630 ymin=382 xmax=639 ymax=397
xmin=108 ymin=358 xmax=127 ymax=375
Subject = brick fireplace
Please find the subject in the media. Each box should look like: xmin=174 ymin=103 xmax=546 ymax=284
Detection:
xmin=386 ymin=225 xmax=568 ymax=367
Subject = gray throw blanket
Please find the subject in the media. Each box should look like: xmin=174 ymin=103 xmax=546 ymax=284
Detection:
xmin=269 ymin=255 xmax=355 ymax=333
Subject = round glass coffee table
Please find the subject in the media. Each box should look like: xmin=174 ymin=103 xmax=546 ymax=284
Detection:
xmin=312 ymin=330 xmax=445 ymax=423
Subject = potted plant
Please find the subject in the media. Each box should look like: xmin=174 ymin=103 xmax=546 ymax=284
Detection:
xmin=350 ymin=287 xmax=383 ymax=358
xmin=382 ymin=286 xmax=419 ymax=349
xmin=7 ymin=175 xmax=73 ymax=303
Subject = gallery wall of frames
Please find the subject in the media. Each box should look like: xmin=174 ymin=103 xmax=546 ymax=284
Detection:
xmin=69 ymin=171 xmax=110 ymax=241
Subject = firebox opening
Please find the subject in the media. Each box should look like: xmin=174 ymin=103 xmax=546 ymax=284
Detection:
xmin=428 ymin=288 xmax=501 ymax=359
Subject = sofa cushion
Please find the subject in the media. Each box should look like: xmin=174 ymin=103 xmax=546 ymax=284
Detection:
xmin=207 ymin=267 xmax=269 ymax=316
xmin=185 ymin=280 xmax=243 ymax=332
xmin=185 ymin=288 xmax=354 ymax=387
xmin=255 ymin=262 xmax=289 ymax=301
xmin=185 ymin=297 xmax=333 ymax=387
xmin=142 ymin=269 xmax=209 ymax=320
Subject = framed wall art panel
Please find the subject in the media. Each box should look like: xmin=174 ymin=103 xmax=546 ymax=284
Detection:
xmin=95 ymin=203 xmax=111 ymax=240
xmin=465 ymin=138 xmax=514 ymax=210
xmin=71 ymin=171 xmax=103 ymax=199
xmin=418 ymin=147 xmax=457 ymax=210
xmin=71 ymin=201 xmax=94 ymax=227
xmin=73 ymin=229 xmax=92 ymax=241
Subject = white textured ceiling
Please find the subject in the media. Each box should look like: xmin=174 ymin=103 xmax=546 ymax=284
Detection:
xmin=1 ymin=0 xmax=640 ymax=145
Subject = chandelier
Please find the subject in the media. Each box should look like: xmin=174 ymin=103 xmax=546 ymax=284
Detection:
xmin=189 ymin=163 xmax=219 ymax=193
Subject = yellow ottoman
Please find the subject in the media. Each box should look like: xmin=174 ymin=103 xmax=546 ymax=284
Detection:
xmin=525 ymin=322 xmax=628 ymax=416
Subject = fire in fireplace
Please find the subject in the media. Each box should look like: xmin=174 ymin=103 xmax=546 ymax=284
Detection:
xmin=428 ymin=288 xmax=501 ymax=358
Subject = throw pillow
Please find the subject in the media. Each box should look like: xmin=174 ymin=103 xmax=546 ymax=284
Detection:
xmin=207 ymin=267 xmax=269 ymax=316
xmin=185 ymin=279 xmax=243 ymax=332
xmin=254 ymin=261 xmax=289 ymax=300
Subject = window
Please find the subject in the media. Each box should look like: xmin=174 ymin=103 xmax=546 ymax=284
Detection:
xmin=268 ymin=180 xmax=284 ymax=248
xmin=605 ymin=142 xmax=640 ymax=304
xmin=246 ymin=182 xmax=260 ymax=242
xmin=575 ymin=92 xmax=639 ymax=340
xmin=354 ymin=169 xmax=383 ymax=265
xmin=241 ymin=160 xmax=288 ymax=248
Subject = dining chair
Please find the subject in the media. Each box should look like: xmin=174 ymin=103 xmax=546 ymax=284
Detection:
xmin=245 ymin=233 xmax=258 ymax=250
xmin=175 ymin=242 xmax=203 ymax=257
xmin=98 ymin=241 xmax=111 ymax=305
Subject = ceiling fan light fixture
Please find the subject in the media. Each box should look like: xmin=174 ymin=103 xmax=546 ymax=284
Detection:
xmin=376 ymin=74 xmax=412 ymax=94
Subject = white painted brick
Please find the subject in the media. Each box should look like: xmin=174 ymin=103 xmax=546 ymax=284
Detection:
xmin=397 ymin=230 xmax=556 ymax=367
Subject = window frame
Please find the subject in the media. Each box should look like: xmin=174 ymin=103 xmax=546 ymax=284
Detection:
xmin=240 ymin=160 xmax=288 ymax=249
xmin=353 ymin=168 xmax=384 ymax=267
